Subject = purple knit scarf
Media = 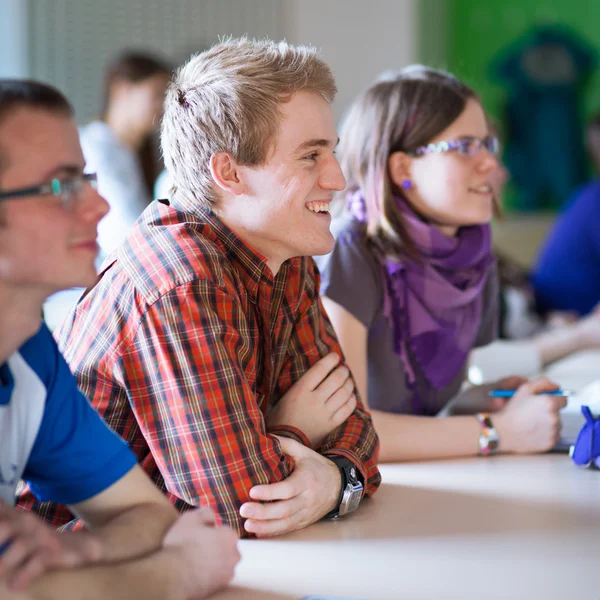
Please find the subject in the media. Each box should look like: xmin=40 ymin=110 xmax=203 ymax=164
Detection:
xmin=347 ymin=192 xmax=494 ymax=413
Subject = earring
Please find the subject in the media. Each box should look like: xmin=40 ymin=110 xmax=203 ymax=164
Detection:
xmin=401 ymin=179 xmax=412 ymax=190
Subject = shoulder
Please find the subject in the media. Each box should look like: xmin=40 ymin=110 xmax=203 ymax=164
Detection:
xmin=17 ymin=323 xmax=59 ymax=387
xmin=122 ymin=202 xmax=242 ymax=305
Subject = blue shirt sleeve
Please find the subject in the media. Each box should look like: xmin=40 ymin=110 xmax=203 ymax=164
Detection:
xmin=22 ymin=325 xmax=137 ymax=505
xmin=531 ymin=181 xmax=600 ymax=315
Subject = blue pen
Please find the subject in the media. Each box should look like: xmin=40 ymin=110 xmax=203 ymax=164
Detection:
xmin=488 ymin=389 xmax=573 ymax=398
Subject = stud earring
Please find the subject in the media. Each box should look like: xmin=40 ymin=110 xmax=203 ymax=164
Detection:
xmin=401 ymin=179 xmax=412 ymax=190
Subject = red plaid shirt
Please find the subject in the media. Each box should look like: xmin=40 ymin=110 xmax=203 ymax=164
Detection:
xmin=19 ymin=200 xmax=380 ymax=535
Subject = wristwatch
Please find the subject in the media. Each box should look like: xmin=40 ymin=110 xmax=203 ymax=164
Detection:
xmin=324 ymin=457 xmax=364 ymax=519
xmin=475 ymin=412 xmax=500 ymax=456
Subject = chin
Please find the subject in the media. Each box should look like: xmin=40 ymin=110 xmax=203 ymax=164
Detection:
xmin=309 ymin=236 xmax=335 ymax=257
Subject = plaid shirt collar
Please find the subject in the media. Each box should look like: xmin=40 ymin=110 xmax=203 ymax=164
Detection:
xmin=195 ymin=206 xmax=292 ymax=304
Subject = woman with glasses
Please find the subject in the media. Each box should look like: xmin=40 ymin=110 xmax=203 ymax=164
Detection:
xmin=313 ymin=66 xmax=566 ymax=462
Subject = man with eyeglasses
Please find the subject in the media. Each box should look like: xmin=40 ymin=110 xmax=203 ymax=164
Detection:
xmin=0 ymin=80 xmax=238 ymax=600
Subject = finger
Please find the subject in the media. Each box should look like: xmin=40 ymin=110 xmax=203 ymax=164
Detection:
xmin=494 ymin=376 xmax=528 ymax=390
xmin=274 ymin=435 xmax=306 ymax=460
xmin=315 ymin=365 xmax=350 ymax=400
xmin=244 ymin=513 xmax=302 ymax=537
xmin=248 ymin=476 xmax=301 ymax=502
xmin=329 ymin=394 xmax=357 ymax=427
xmin=0 ymin=538 xmax=30 ymax=581
xmin=297 ymin=353 xmax=341 ymax=391
xmin=7 ymin=553 xmax=49 ymax=591
xmin=240 ymin=495 xmax=303 ymax=521
xmin=0 ymin=521 xmax=15 ymax=547
xmin=516 ymin=377 xmax=560 ymax=397
xmin=552 ymin=394 xmax=568 ymax=410
xmin=324 ymin=377 xmax=353 ymax=412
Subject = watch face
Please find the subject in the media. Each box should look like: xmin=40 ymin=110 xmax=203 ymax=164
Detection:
xmin=339 ymin=482 xmax=363 ymax=517
xmin=346 ymin=488 xmax=362 ymax=513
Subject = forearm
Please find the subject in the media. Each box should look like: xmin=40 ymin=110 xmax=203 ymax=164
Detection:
xmin=318 ymin=407 xmax=381 ymax=495
xmin=0 ymin=549 xmax=192 ymax=600
xmin=77 ymin=503 xmax=177 ymax=563
xmin=372 ymin=409 xmax=482 ymax=462
xmin=532 ymin=322 xmax=589 ymax=366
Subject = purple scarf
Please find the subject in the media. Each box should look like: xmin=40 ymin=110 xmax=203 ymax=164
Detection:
xmin=348 ymin=192 xmax=494 ymax=413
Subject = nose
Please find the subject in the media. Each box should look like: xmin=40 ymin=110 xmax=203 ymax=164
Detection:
xmin=77 ymin=184 xmax=110 ymax=224
xmin=477 ymin=148 xmax=500 ymax=174
xmin=320 ymin=153 xmax=347 ymax=192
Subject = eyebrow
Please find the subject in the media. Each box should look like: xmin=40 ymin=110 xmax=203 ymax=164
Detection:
xmin=41 ymin=164 xmax=85 ymax=181
xmin=294 ymin=137 xmax=340 ymax=154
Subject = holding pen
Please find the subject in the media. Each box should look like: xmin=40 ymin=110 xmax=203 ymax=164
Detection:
xmin=488 ymin=389 xmax=574 ymax=398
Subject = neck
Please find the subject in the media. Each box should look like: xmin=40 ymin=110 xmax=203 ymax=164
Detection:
xmin=0 ymin=286 xmax=45 ymax=364
xmin=435 ymin=224 xmax=459 ymax=237
xmin=216 ymin=205 xmax=285 ymax=276
xmin=104 ymin=108 xmax=146 ymax=151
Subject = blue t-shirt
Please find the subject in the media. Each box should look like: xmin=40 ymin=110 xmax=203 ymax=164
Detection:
xmin=531 ymin=180 xmax=600 ymax=316
xmin=0 ymin=323 xmax=137 ymax=506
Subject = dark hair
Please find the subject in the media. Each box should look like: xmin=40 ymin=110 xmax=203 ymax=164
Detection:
xmin=0 ymin=80 xmax=74 ymax=180
xmin=100 ymin=51 xmax=171 ymax=197
xmin=100 ymin=50 xmax=171 ymax=118
xmin=339 ymin=65 xmax=478 ymax=260
xmin=0 ymin=79 xmax=73 ymax=127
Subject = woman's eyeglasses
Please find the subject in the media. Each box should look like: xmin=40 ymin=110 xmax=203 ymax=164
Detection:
xmin=0 ymin=173 xmax=98 ymax=208
xmin=407 ymin=136 xmax=500 ymax=158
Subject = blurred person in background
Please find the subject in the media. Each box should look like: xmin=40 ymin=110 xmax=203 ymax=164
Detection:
xmin=83 ymin=50 xmax=171 ymax=264
xmin=44 ymin=51 xmax=170 ymax=331
xmin=530 ymin=112 xmax=600 ymax=317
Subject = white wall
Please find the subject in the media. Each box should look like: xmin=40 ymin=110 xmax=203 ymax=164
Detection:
xmin=0 ymin=0 xmax=29 ymax=77
xmin=8 ymin=0 xmax=419 ymax=123
xmin=283 ymin=0 xmax=418 ymax=122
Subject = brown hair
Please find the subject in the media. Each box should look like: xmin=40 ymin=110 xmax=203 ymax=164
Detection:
xmin=338 ymin=65 xmax=478 ymax=260
xmin=101 ymin=51 xmax=171 ymax=196
xmin=161 ymin=37 xmax=336 ymax=212
xmin=0 ymin=80 xmax=74 ymax=180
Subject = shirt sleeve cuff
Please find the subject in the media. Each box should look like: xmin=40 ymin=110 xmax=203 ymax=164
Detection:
xmin=321 ymin=449 xmax=367 ymax=493
xmin=267 ymin=425 xmax=311 ymax=448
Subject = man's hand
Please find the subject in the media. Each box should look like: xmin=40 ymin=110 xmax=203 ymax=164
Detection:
xmin=266 ymin=352 xmax=357 ymax=448
xmin=162 ymin=508 xmax=240 ymax=599
xmin=240 ymin=436 xmax=342 ymax=537
xmin=0 ymin=501 xmax=103 ymax=590
xmin=494 ymin=378 xmax=568 ymax=453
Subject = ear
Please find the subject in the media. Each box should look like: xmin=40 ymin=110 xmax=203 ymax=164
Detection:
xmin=388 ymin=151 xmax=413 ymax=189
xmin=209 ymin=152 xmax=245 ymax=196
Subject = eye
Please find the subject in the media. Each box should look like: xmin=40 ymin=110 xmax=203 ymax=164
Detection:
xmin=303 ymin=152 xmax=319 ymax=161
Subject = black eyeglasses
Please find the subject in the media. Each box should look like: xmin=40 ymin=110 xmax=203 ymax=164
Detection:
xmin=0 ymin=173 xmax=98 ymax=208
xmin=406 ymin=136 xmax=500 ymax=158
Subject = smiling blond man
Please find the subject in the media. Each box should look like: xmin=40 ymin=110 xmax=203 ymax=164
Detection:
xmin=19 ymin=38 xmax=381 ymax=537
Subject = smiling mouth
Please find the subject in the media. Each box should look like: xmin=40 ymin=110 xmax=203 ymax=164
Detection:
xmin=306 ymin=201 xmax=331 ymax=214
xmin=469 ymin=185 xmax=492 ymax=194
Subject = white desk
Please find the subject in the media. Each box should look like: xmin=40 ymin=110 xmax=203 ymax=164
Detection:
xmin=213 ymin=351 xmax=600 ymax=600
xmin=215 ymin=454 xmax=600 ymax=600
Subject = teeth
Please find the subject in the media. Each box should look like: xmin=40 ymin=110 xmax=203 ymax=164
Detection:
xmin=473 ymin=185 xmax=492 ymax=193
xmin=306 ymin=202 xmax=330 ymax=213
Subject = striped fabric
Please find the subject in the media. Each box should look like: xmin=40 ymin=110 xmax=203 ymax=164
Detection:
xmin=18 ymin=199 xmax=380 ymax=535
